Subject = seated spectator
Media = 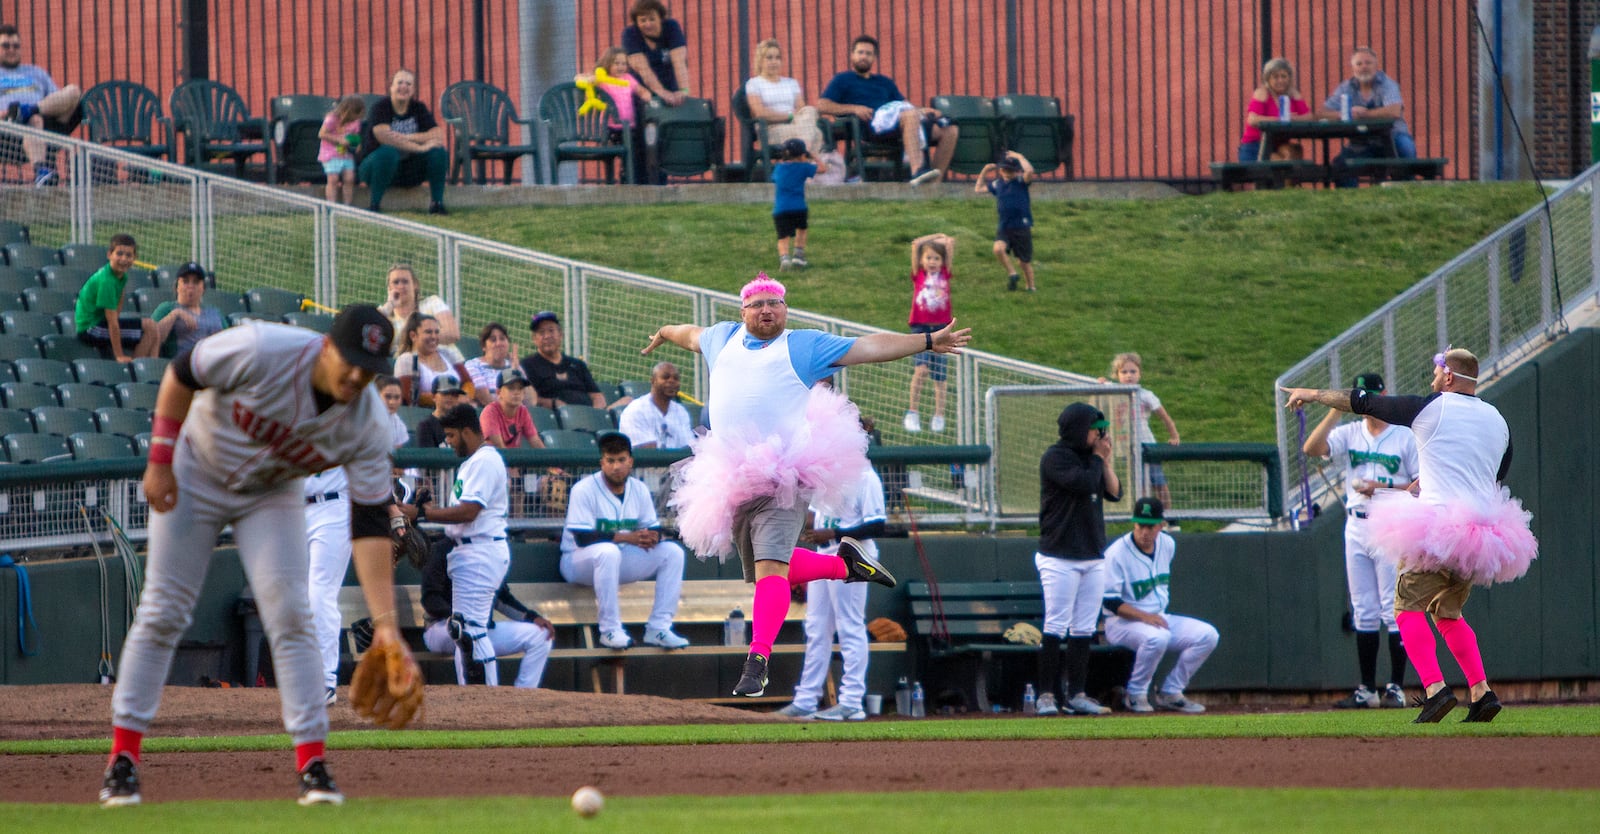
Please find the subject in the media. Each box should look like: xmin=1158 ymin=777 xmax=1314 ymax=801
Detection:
xmin=519 ymin=311 xmax=614 ymax=410
xmin=560 ymin=432 xmax=689 ymax=650
xmin=616 ymin=361 xmax=695 ymax=450
xmin=359 ymin=68 xmax=449 ymax=214
xmin=0 ymin=23 xmax=82 ymax=186
xmin=396 ymin=314 xmax=474 ymax=407
xmin=414 ymin=374 xmax=469 ymax=450
xmin=1101 ymin=497 xmax=1219 ymax=714
xmin=464 ymin=322 xmax=517 ymax=406
xmin=419 ymin=551 xmax=553 ymax=689
xmin=479 ymin=368 xmax=546 ymax=450
xmin=745 ymin=38 xmax=823 ymax=156
xmin=73 ymin=233 xmax=159 ymax=362
xmin=817 ymin=34 xmax=958 ymax=184
xmin=1320 ymin=46 xmax=1417 ymax=187
xmin=1239 ymin=57 xmax=1312 ymax=162
xmin=378 ymin=263 xmax=462 ymax=360
xmin=150 ymin=261 xmax=226 ymax=357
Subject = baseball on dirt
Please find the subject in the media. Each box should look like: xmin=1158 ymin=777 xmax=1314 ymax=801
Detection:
xmin=571 ymin=785 xmax=605 ymax=817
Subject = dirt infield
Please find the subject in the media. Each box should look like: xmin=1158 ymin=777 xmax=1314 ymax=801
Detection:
xmin=3 ymin=685 xmax=1597 ymax=803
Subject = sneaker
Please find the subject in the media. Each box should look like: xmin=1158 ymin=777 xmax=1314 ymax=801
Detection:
xmin=33 ymin=166 xmax=57 ymax=187
xmin=599 ymin=629 xmax=633 ymax=650
xmin=427 ymin=201 xmax=449 ymax=216
xmin=98 ymin=752 xmax=141 ymax=807
xmin=367 ymin=202 xmax=382 ymax=213
xmin=1152 ymin=692 xmax=1206 ymax=713
xmin=1411 ymin=687 xmax=1458 ymax=724
xmin=811 ymin=703 xmax=867 ymax=721
xmin=779 ymin=255 xmax=793 ymax=271
xmin=1034 ymin=692 xmax=1059 ymax=716
xmin=839 ymin=536 xmax=896 ymax=587
xmin=643 ymin=628 xmax=690 ymax=649
xmin=903 ymin=410 xmax=922 ymax=433
xmin=297 ymin=759 xmax=345 ymax=806
xmin=1333 ymin=685 xmax=1379 ymax=709
xmin=929 ymin=415 xmax=946 ymax=433
xmin=790 ymin=253 xmax=808 ymax=269
xmin=1381 ymin=683 xmax=1407 ymax=709
xmin=775 ymin=703 xmax=815 ymax=718
xmin=1461 ymin=689 xmax=1502 ymax=723
xmin=1124 ymin=692 xmax=1154 ymax=713
xmin=909 ymin=166 xmax=941 ymax=185
xmin=325 ymin=686 xmax=337 ymax=706
xmin=1066 ymin=693 xmax=1111 ymax=715
xmin=1007 ymin=273 xmax=1019 ymax=291
xmin=732 ymin=652 xmax=769 ymax=697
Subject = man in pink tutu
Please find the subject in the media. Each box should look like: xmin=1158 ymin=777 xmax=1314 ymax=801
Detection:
xmin=642 ymin=274 xmax=972 ymax=696
xmin=1281 ymin=347 xmax=1536 ymax=724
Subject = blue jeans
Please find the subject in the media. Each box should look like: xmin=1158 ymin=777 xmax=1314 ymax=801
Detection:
xmin=1237 ymin=142 xmax=1261 ymax=162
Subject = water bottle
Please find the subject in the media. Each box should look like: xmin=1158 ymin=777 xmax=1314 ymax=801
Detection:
xmin=1277 ymin=95 xmax=1291 ymax=121
xmin=910 ymin=682 xmax=926 ymax=718
xmin=895 ymin=676 xmax=912 ymax=715
xmin=1022 ymin=683 xmax=1037 ymax=715
xmin=723 ymin=607 xmax=746 ymax=646
xmin=1339 ymin=93 xmax=1352 ymax=121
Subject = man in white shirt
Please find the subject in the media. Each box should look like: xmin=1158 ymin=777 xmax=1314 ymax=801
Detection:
xmin=616 ymin=361 xmax=696 ymax=450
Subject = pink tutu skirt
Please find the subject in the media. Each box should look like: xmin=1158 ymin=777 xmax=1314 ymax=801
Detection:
xmin=669 ymin=384 xmax=869 ymax=558
xmin=1366 ymin=487 xmax=1538 ymax=586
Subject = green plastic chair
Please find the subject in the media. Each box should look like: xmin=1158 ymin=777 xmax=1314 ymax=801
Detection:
xmin=993 ymin=94 xmax=1074 ymax=178
xmin=4 ymin=242 xmax=60 ymax=270
xmin=439 ymin=80 xmax=541 ymax=185
xmin=539 ymin=82 xmax=633 ymax=184
xmin=56 ymin=383 xmax=120 ymax=412
xmin=0 ymin=221 xmax=29 ymax=246
xmin=114 ymin=382 xmax=159 ymax=411
xmin=528 ymin=406 xmax=560 ymax=435
xmin=94 ymin=406 xmax=153 ymax=438
xmin=930 ymin=95 xmax=1002 ymax=175
xmin=130 ymin=357 xmax=170 ymax=383
xmin=281 ymin=311 xmax=334 ymax=333
xmin=539 ymin=429 xmax=598 ymax=451
xmin=70 ymin=358 xmax=134 ymax=386
xmin=30 ymin=406 xmax=98 ymax=437
xmin=0 ymin=311 xmax=55 ymax=338
xmin=80 ymin=80 xmax=175 ymax=161
xmin=556 ymin=404 xmax=614 ymax=434
xmin=12 ymin=357 xmax=74 ymax=387
xmin=3 ymin=432 xmax=71 ymax=463
xmin=57 ymin=243 xmax=106 ymax=271
xmin=269 ymin=94 xmax=336 ymax=184
xmin=0 ymin=409 xmax=34 ymax=436
xmin=245 ymin=287 xmax=305 ymax=317
xmin=39 ymin=334 xmax=101 ymax=363
xmin=0 ymin=333 xmax=39 ymax=359
xmin=69 ymin=432 xmax=137 ymax=461
xmin=169 ymin=80 xmax=275 ymax=183
xmin=1 ymin=382 xmax=57 ymax=410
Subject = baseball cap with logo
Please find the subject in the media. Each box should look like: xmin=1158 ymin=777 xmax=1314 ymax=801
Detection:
xmin=174 ymin=261 xmax=207 ymax=281
xmin=431 ymin=373 xmax=466 ymax=395
xmin=328 ymin=304 xmax=394 ymax=374
xmin=1352 ymin=372 xmax=1384 ymax=393
xmin=1131 ymin=496 xmax=1165 ymax=525
xmin=530 ymin=310 xmax=560 ymax=331
xmin=497 ymin=367 xmax=529 ymax=389
xmin=780 ymin=138 xmax=807 ymax=159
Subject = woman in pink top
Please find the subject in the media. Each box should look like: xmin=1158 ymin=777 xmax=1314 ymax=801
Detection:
xmin=1238 ymin=57 xmax=1311 ymax=162
xmin=317 ymin=95 xmax=366 ymax=204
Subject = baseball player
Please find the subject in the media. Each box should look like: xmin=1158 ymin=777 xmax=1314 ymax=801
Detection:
xmin=1302 ymin=372 xmax=1419 ymax=709
xmin=779 ymin=464 xmax=888 ymax=721
xmin=419 ymin=545 xmax=554 ymax=688
xmin=304 ymin=467 xmax=352 ymax=705
xmin=561 ymin=432 xmax=690 ymax=650
xmin=407 ymin=403 xmax=511 ymax=685
xmin=101 ymin=305 xmax=412 ymax=808
xmin=1102 ymin=497 xmax=1219 ymax=713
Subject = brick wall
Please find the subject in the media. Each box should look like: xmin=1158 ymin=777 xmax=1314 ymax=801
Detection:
xmin=1532 ymin=0 xmax=1600 ymax=176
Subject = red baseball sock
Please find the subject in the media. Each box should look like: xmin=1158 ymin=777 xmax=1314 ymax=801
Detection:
xmin=749 ymin=575 xmax=789 ymax=658
xmin=110 ymin=726 xmax=143 ymax=764
xmin=1434 ymin=616 xmax=1486 ymax=687
xmin=1395 ymin=610 xmax=1442 ymax=687
xmin=295 ymin=741 xmax=326 ymax=772
xmin=787 ymin=547 xmax=846 ymax=584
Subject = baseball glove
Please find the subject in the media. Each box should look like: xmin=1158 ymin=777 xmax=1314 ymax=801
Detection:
xmin=867 ymin=617 xmax=907 ymax=642
xmin=390 ymin=514 xmax=430 ymax=569
xmin=1003 ymin=622 xmax=1042 ymax=646
xmin=349 ymin=631 xmax=424 ymax=729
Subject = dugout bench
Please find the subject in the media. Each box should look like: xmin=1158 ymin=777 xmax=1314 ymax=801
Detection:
xmin=907 ymin=580 xmax=1132 ymax=712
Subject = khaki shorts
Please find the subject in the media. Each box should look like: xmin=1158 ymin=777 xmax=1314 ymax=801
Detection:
xmin=730 ymin=494 xmax=806 ymax=583
xmin=1395 ymin=568 xmax=1473 ymax=619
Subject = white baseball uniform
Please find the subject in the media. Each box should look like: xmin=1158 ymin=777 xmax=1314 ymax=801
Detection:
xmin=791 ymin=468 xmax=886 ymax=713
xmin=442 ymin=443 xmax=512 ymax=685
xmin=420 ymin=569 xmax=552 ymax=688
xmin=1324 ymin=420 xmax=1419 ymax=630
xmin=113 ymin=322 xmax=392 ymax=746
xmin=1101 ymin=530 xmax=1219 ymax=697
xmin=1035 ymin=554 xmax=1106 ymax=639
xmin=303 ymin=467 xmax=351 ymax=691
xmin=560 ymin=471 xmax=685 ymax=636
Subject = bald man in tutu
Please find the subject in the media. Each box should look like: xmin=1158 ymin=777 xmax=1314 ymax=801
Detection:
xmin=643 ymin=274 xmax=971 ymax=697
xmin=1282 ymin=347 xmax=1536 ymax=724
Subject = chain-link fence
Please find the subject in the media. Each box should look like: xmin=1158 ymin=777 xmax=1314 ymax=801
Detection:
xmin=1275 ymin=164 xmax=1600 ymax=522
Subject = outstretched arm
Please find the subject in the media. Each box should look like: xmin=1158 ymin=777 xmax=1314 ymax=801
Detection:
xmin=642 ymin=324 xmax=704 ymax=355
xmin=838 ymin=320 xmax=971 ymax=366
xmin=1280 ymin=386 xmax=1354 ymax=413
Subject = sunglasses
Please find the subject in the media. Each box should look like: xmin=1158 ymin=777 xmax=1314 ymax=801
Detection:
xmin=1433 ymin=349 xmax=1478 ymax=382
xmin=0 ymin=43 xmax=21 ymax=50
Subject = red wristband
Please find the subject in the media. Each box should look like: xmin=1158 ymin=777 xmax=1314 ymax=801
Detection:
xmin=149 ymin=416 xmax=183 ymax=465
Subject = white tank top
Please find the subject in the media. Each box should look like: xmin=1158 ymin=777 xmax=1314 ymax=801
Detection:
xmin=707 ymin=328 xmax=809 ymax=443
xmin=1413 ymin=392 xmax=1509 ymax=507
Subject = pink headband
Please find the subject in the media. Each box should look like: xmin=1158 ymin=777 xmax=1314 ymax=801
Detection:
xmin=740 ymin=273 xmax=786 ymax=301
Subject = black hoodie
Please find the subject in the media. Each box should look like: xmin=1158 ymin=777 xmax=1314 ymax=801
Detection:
xmin=1038 ymin=402 xmax=1122 ymax=559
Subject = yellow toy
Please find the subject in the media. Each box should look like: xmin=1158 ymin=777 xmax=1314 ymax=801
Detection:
xmin=576 ymin=67 xmax=631 ymax=117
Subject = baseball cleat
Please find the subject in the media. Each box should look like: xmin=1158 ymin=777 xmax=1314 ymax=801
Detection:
xmin=1152 ymin=692 xmax=1205 ymax=713
xmin=324 ymin=687 xmax=337 ymax=706
xmin=1333 ymin=685 xmax=1379 ymax=709
xmin=775 ymin=703 xmax=815 ymax=718
xmin=98 ymin=752 xmax=141 ymax=807
xmin=811 ymin=703 xmax=867 ymax=721
xmin=1381 ymin=683 xmax=1407 ymax=709
xmin=599 ymin=629 xmax=634 ymax=650
xmin=1461 ymin=690 xmax=1502 ymax=723
xmin=1034 ymin=693 xmax=1060 ymax=716
xmin=839 ymin=537 xmax=895 ymax=588
xmin=297 ymin=759 xmax=345 ymax=806
xmin=1066 ymin=693 xmax=1111 ymax=715
xmin=1411 ymin=687 xmax=1458 ymax=723
xmin=1124 ymin=692 xmax=1154 ymax=713
xmin=732 ymin=652 xmax=769 ymax=697
xmin=644 ymin=628 xmax=691 ymax=649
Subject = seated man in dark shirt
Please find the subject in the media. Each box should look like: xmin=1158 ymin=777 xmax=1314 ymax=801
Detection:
xmin=519 ymin=311 xmax=621 ymax=411
xmin=414 ymin=374 xmax=469 ymax=449
xmin=816 ymin=34 xmax=958 ymax=185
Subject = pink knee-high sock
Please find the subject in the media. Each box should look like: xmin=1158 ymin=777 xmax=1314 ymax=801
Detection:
xmin=787 ymin=547 xmax=847 ymax=585
xmin=1395 ymin=610 xmax=1443 ymax=687
xmin=749 ymin=575 xmax=790 ymax=658
xmin=1435 ymin=617 xmax=1486 ymax=687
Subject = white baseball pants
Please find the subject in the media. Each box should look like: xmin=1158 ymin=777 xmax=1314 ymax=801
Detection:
xmin=423 ymin=617 xmax=553 ymax=688
xmin=1344 ymin=518 xmax=1398 ymax=631
xmin=560 ymin=540 xmax=686 ymax=634
xmin=791 ymin=578 xmax=870 ymax=712
xmin=304 ymin=496 xmax=351 ymax=690
xmin=1035 ymin=554 xmax=1106 ymax=638
xmin=448 ymin=540 xmax=512 ymax=685
xmin=1104 ymin=613 xmax=1220 ymax=696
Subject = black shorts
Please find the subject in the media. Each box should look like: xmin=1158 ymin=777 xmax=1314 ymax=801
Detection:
xmin=774 ymin=210 xmax=808 ymax=239
xmin=79 ymin=314 xmax=146 ymax=350
xmin=997 ymin=227 xmax=1033 ymax=263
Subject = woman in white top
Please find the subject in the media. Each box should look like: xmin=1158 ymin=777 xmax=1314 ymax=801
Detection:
xmin=744 ymin=38 xmax=823 ymax=155
xmin=463 ymin=322 xmax=518 ymax=406
xmin=395 ymin=313 xmax=475 ymax=407
xmin=378 ymin=263 xmax=463 ymax=362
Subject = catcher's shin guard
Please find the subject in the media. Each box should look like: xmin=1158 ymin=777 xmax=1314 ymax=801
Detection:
xmin=448 ymin=613 xmax=488 ymax=685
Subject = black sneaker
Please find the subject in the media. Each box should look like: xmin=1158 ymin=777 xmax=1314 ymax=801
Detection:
xmin=839 ymin=536 xmax=895 ymax=588
xmin=98 ymin=752 xmax=141 ymax=807
xmin=1461 ymin=690 xmax=1502 ymax=723
xmin=1411 ymin=687 xmax=1458 ymax=724
xmin=297 ymin=759 xmax=345 ymax=806
xmin=368 ymin=202 xmax=382 ymax=213
xmin=908 ymin=166 xmax=941 ymax=185
xmin=732 ymin=652 xmax=769 ymax=697
xmin=428 ymin=201 xmax=449 ymax=216
xmin=1007 ymin=273 xmax=1019 ymax=291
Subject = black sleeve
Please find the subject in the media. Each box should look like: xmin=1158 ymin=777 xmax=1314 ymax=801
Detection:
xmin=1040 ymin=447 xmax=1103 ymax=496
xmin=1103 ymin=596 xmax=1125 ymax=615
xmin=412 ymin=101 xmax=437 ymax=133
xmin=521 ymin=356 xmax=556 ymax=400
xmin=572 ymin=530 xmax=611 ymax=548
xmin=1496 ymin=433 xmax=1514 ymax=482
xmin=171 ymin=347 xmax=202 ymax=390
xmin=1351 ymin=390 xmax=1436 ymax=427
xmin=420 ymin=546 xmax=452 ymax=621
xmin=417 ymin=418 xmax=445 ymax=449
xmin=493 ymin=582 xmax=541 ymax=621
xmin=835 ymin=519 xmax=887 ymax=541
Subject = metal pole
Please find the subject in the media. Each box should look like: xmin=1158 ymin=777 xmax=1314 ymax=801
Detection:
xmin=473 ymin=0 xmax=487 ymax=81
xmin=1589 ymin=24 xmax=1600 ymax=164
xmin=1005 ymin=0 xmax=1019 ymax=94
xmin=1259 ymin=0 xmax=1272 ymax=65
xmin=737 ymin=0 xmax=751 ymax=85
xmin=180 ymin=0 xmax=209 ymax=81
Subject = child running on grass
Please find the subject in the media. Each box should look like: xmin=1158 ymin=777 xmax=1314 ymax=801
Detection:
xmin=974 ymin=150 xmax=1036 ymax=291
xmin=772 ymin=138 xmax=824 ymax=271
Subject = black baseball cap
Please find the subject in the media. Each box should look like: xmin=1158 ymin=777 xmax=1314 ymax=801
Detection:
xmin=174 ymin=261 xmax=206 ymax=281
xmin=780 ymin=138 xmax=807 ymax=158
xmin=997 ymin=155 xmax=1023 ymax=171
xmin=328 ymin=304 xmax=394 ymax=374
xmin=1131 ymin=497 xmax=1165 ymax=525
xmin=530 ymin=310 xmax=560 ymax=330
xmin=497 ymin=367 xmax=529 ymax=389
xmin=431 ymin=373 xmax=465 ymax=395
xmin=1353 ymin=372 xmax=1385 ymax=393
xmin=437 ymin=402 xmax=480 ymax=431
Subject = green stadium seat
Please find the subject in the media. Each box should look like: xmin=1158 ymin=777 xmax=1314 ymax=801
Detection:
xmin=133 ymin=432 xmax=152 ymax=456
xmin=281 ymin=311 xmax=334 ymax=333
xmin=21 ymin=287 xmax=77 ymax=313
xmin=539 ymin=429 xmax=598 ymax=451
xmin=398 ymin=406 xmax=434 ymax=439
xmin=245 ymin=287 xmax=305 ymax=317
xmin=994 ymin=94 xmax=1074 ymax=177
xmin=206 ymin=292 xmax=248 ymax=317
xmin=2 ymin=309 xmax=59 ymax=337
xmin=0 ymin=267 xmax=39 ymax=296
xmin=12 ymin=357 xmax=75 ymax=386
xmin=556 ymin=404 xmax=613 ymax=433
xmin=52 ymin=310 xmax=75 ymax=335
xmin=94 ymin=406 xmax=152 ymax=438
xmin=56 ymin=383 xmax=119 ymax=411
xmin=3 ymin=242 xmax=60 ymax=270
xmin=0 ymin=409 xmax=35 ymax=436
xmin=0 ymin=360 xmax=11 ymax=382
xmin=70 ymin=431 xmax=137 ymax=460
xmin=455 ymin=334 xmax=481 ymax=361
xmin=3 ymin=432 xmax=71 ymax=463
xmin=72 ymin=358 xmax=134 ymax=386
xmin=39 ymin=334 xmax=102 ymax=362
xmin=30 ymin=406 xmax=98 ymax=437
xmin=1 ymin=381 xmax=58 ymax=410
xmin=38 ymin=264 xmax=94 ymax=292
xmin=0 ymin=220 xmax=29 ymax=246
xmin=57 ymin=243 xmax=107 ymax=271
xmin=125 ymin=267 xmax=156 ymax=289
xmin=930 ymin=94 xmax=1002 ymax=175
xmin=114 ymin=382 xmax=160 ymax=410
xmin=0 ymin=332 xmax=40 ymax=359
xmin=228 ymin=312 xmax=277 ymax=327
xmin=130 ymin=357 xmax=170 ymax=383
xmin=528 ymin=406 xmax=559 ymax=435
xmin=614 ymin=380 xmax=650 ymax=401
xmin=132 ymin=287 xmax=175 ymax=314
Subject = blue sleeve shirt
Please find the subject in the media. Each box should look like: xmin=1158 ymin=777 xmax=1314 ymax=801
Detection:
xmin=819 ymin=72 xmax=904 ymax=110
xmin=700 ymin=320 xmax=856 ymax=387
xmin=771 ymin=162 xmax=817 ymax=214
